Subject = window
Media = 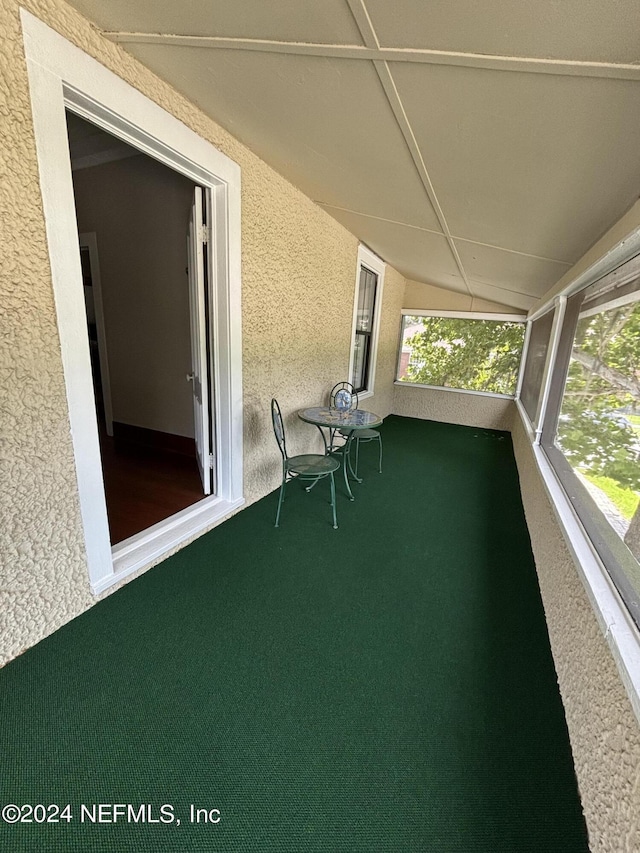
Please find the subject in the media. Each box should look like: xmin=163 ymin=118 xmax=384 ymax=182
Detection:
xmin=349 ymin=246 xmax=385 ymax=396
xmin=539 ymin=256 xmax=640 ymax=628
xmin=397 ymin=312 xmax=526 ymax=396
xmin=519 ymin=307 xmax=556 ymax=426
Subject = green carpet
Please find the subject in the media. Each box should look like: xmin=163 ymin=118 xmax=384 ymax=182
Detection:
xmin=0 ymin=416 xmax=589 ymax=851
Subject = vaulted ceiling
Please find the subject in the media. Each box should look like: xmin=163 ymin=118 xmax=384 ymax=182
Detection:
xmin=65 ymin=0 xmax=640 ymax=310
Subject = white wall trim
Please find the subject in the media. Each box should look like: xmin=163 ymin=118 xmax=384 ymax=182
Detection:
xmin=22 ymin=10 xmax=244 ymax=594
xmin=517 ymin=406 xmax=640 ymax=724
xmin=95 ymin=495 xmax=245 ymax=595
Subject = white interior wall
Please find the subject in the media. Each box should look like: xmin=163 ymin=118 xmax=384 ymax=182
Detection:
xmin=71 ymin=152 xmax=196 ymax=438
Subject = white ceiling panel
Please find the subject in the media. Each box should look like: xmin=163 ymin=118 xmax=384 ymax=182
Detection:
xmin=467 ymin=282 xmax=537 ymax=313
xmin=320 ymin=206 xmax=466 ymax=292
xmin=64 ymin=0 xmax=640 ymax=308
xmin=454 ymin=240 xmax=570 ymax=298
xmin=123 ymin=45 xmax=443 ymax=231
xmin=66 ymin=0 xmax=365 ymax=44
xmin=391 ymin=61 xmax=640 ymax=261
xmin=366 ymin=0 xmax=640 ymax=64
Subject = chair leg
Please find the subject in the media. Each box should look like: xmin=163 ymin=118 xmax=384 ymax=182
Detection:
xmin=378 ymin=435 xmax=383 ymax=473
xmin=346 ymin=436 xmax=362 ymax=485
xmin=275 ymin=478 xmax=286 ymax=527
xmin=329 ymin=472 xmax=338 ymax=529
xmin=343 ymin=437 xmax=355 ymax=500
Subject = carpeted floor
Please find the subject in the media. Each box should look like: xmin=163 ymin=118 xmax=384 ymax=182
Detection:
xmin=0 ymin=416 xmax=589 ymax=851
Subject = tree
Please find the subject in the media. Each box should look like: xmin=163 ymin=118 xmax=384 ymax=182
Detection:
xmin=554 ymin=301 xmax=640 ymax=557
xmin=557 ymin=304 xmax=640 ymax=489
xmin=403 ymin=317 xmax=525 ymax=395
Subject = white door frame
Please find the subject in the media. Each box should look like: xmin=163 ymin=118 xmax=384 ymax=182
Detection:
xmin=187 ymin=187 xmax=213 ymax=495
xmin=22 ymin=11 xmax=244 ymax=595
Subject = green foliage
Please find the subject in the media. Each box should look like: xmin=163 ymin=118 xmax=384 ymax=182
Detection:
xmin=557 ymin=302 xmax=640 ymax=490
xmin=403 ymin=317 xmax=525 ymax=395
xmin=560 ymin=403 xmax=640 ymax=488
xmin=578 ymin=471 xmax=640 ymax=520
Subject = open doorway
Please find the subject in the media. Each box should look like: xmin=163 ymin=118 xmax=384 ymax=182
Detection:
xmin=23 ymin=9 xmax=244 ymax=595
xmin=67 ymin=112 xmax=208 ymax=545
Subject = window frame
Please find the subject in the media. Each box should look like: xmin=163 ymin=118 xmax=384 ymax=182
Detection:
xmin=516 ymin=299 xmax=566 ymax=442
xmin=395 ymin=309 xmax=527 ymax=398
xmin=516 ymin=241 xmax=640 ymax=723
xmin=539 ymin=268 xmax=640 ymax=629
xmin=348 ymin=245 xmax=385 ymax=399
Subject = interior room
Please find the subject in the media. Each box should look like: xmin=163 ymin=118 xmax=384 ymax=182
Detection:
xmin=2 ymin=2 xmax=640 ymax=850
xmin=68 ymin=112 xmax=206 ymax=543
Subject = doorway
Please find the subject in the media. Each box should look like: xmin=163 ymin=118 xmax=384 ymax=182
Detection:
xmin=68 ymin=113 xmax=212 ymax=544
xmin=23 ymin=8 xmax=244 ymax=595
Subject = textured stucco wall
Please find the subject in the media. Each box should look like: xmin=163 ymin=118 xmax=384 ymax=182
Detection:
xmin=511 ymin=412 xmax=640 ymax=852
xmin=393 ymin=385 xmax=514 ymax=431
xmin=0 ymin=0 xmax=404 ymax=663
xmin=0 ymin=0 xmax=97 ymax=663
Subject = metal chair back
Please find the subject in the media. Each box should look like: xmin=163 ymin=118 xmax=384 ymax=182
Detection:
xmin=329 ymin=381 xmax=358 ymax=412
xmin=270 ymin=397 xmax=339 ymax=529
xmin=271 ymin=398 xmax=288 ymax=462
xmin=329 ymin=382 xmax=382 ymax=478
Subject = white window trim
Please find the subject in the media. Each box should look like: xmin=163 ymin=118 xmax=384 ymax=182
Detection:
xmin=348 ymin=245 xmax=385 ymax=400
xmin=402 ymin=308 xmax=527 ymax=322
xmin=517 ymin=228 xmax=640 ymax=724
xmin=514 ymin=318 xmax=532 ymax=401
xmin=394 ymin=381 xmax=515 ymax=400
xmin=521 ymin=419 xmax=640 ymax=723
xmin=22 ymin=11 xmax=244 ymax=595
xmin=397 ymin=309 xmax=526 ymax=397
xmin=513 ymin=298 xmax=567 ymax=443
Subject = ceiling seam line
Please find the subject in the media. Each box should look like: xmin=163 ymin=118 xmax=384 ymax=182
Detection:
xmin=317 ymin=202 xmax=575 ymax=265
xmin=468 ymin=281 xmax=542 ymax=298
xmin=102 ymin=33 xmax=640 ymax=81
xmin=345 ymin=0 xmax=473 ymax=297
xmin=452 ymin=236 xmax=574 ymax=265
xmin=316 ymin=202 xmax=445 ymax=237
xmin=372 ymin=58 xmax=474 ymax=297
xmin=345 ymin=0 xmax=380 ymax=48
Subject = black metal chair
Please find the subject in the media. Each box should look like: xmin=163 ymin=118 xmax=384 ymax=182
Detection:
xmin=329 ymin=382 xmax=383 ymax=477
xmin=271 ymin=398 xmax=339 ymax=529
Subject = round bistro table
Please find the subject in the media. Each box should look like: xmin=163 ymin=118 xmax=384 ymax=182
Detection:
xmin=297 ymin=406 xmax=382 ymax=500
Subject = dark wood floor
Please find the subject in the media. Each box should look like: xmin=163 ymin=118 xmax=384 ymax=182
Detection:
xmin=99 ymin=431 xmax=204 ymax=545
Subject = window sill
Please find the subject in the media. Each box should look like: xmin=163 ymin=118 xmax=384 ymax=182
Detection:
xmin=394 ymin=380 xmax=515 ymax=400
xmin=517 ymin=402 xmax=640 ymax=724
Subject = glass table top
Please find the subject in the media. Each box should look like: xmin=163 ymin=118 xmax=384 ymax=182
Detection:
xmin=298 ymin=406 xmax=382 ymax=429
